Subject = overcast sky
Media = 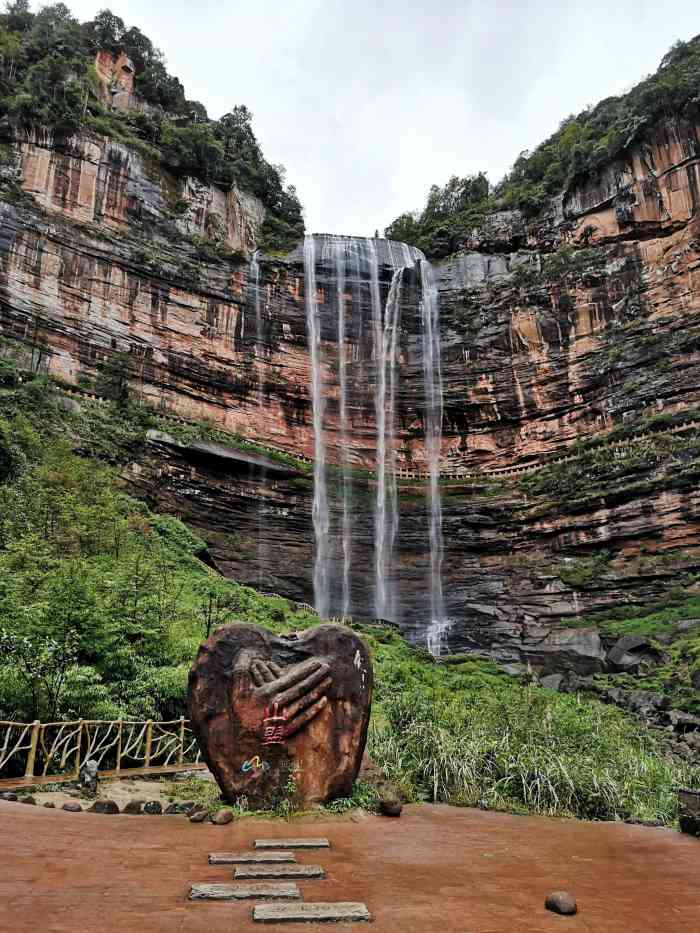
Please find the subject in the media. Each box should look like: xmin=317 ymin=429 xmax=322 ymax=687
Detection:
xmin=60 ymin=1 xmax=699 ymax=236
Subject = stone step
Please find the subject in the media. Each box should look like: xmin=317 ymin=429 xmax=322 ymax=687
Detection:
xmin=253 ymin=902 xmax=370 ymax=924
xmin=189 ymin=882 xmax=300 ymax=901
xmin=209 ymin=851 xmax=296 ymax=865
xmin=254 ymin=838 xmax=330 ymax=850
xmin=235 ymin=864 xmax=325 ymax=881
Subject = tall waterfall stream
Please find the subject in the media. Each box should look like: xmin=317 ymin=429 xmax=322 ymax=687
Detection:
xmin=302 ymin=234 xmax=448 ymax=655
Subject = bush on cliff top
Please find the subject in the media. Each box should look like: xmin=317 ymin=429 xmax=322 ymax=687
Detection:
xmin=387 ymin=33 xmax=700 ymax=254
xmin=0 ymin=4 xmax=303 ymax=250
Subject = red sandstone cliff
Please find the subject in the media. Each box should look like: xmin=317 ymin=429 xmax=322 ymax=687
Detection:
xmin=2 ymin=115 xmax=699 ymax=476
xmin=2 ymin=109 xmax=700 ymax=671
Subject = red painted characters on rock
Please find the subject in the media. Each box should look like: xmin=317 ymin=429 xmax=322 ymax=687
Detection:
xmin=261 ymin=702 xmax=288 ymax=746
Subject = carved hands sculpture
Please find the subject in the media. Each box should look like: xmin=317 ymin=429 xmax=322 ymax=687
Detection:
xmin=188 ymin=624 xmax=372 ymax=808
xmin=232 ymin=652 xmax=333 ymax=742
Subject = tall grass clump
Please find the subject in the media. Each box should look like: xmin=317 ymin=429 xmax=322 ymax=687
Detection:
xmin=369 ymin=687 xmax=698 ymax=824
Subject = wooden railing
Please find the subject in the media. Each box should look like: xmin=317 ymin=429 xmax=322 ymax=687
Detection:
xmin=0 ymin=718 xmax=204 ymax=789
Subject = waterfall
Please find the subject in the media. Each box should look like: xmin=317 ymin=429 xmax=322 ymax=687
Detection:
xmin=301 ymin=235 xmax=445 ymax=647
xmin=420 ymin=259 xmax=447 ymax=656
xmin=335 ymin=239 xmax=352 ymax=618
xmin=304 ymin=235 xmax=331 ymax=618
xmin=249 ymin=249 xmax=267 ymax=587
xmin=375 ymin=265 xmax=402 ymax=621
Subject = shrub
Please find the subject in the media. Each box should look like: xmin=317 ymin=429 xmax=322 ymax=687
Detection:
xmin=369 ymin=687 xmax=698 ymax=822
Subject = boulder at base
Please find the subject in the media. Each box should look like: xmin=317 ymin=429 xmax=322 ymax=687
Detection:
xmin=188 ymin=623 xmax=373 ymax=808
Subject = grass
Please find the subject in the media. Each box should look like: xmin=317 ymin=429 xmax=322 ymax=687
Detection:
xmin=165 ymin=774 xmax=379 ymax=819
xmin=369 ymin=687 xmax=698 ymax=822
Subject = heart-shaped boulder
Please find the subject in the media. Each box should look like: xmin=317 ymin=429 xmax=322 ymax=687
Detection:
xmin=188 ymin=623 xmax=373 ymax=808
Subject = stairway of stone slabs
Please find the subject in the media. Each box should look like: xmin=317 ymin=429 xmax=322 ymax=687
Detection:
xmin=189 ymin=837 xmax=371 ymax=923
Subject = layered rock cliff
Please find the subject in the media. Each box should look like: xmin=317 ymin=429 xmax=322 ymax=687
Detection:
xmin=2 ymin=104 xmax=700 ymax=676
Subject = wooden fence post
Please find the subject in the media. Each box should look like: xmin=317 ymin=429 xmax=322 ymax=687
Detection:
xmin=144 ymin=720 xmax=153 ymax=768
xmin=115 ymin=719 xmax=123 ymax=774
xmin=24 ymin=721 xmax=40 ymax=779
xmin=178 ymin=717 xmax=185 ymax=765
xmin=74 ymin=720 xmax=83 ymax=778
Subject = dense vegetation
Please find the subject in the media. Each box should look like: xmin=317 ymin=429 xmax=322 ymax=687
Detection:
xmin=386 ymin=34 xmax=700 ymax=257
xmin=385 ymin=172 xmax=493 ymax=259
xmin=0 ymin=365 xmax=315 ymax=723
xmin=0 ymin=364 xmax=697 ymax=822
xmin=0 ymin=3 xmax=303 ymax=250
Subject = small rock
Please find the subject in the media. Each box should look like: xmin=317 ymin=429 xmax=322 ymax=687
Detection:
xmin=79 ymin=759 xmax=99 ymax=796
xmin=675 ymin=619 xmax=700 ymax=634
xmin=212 ymin=809 xmax=234 ymax=825
xmin=43 ymin=801 xmax=56 ymax=809
xmin=20 ymin=796 xmax=36 ymax=805
xmin=545 ymin=891 xmax=578 ymax=916
xmin=540 ymin=673 xmax=564 ymax=691
xmin=165 ymin=801 xmax=195 ymax=814
xmin=62 ymin=801 xmax=82 ymax=812
xmin=669 ymin=710 xmax=700 ymax=731
xmin=378 ymin=796 xmax=402 ymax=817
xmin=89 ymin=799 xmax=119 ymax=815
xmin=189 ymin=809 xmax=209 ymax=823
xmin=143 ymin=800 xmax=163 ymax=815
xmin=626 ymin=690 xmax=668 ymax=719
xmin=1 ymin=792 xmax=18 ymax=801
xmin=679 ymin=814 xmax=700 ymax=837
xmin=122 ymin=799 xmax=145 ymax=815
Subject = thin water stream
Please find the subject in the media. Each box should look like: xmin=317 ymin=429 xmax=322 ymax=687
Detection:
xmin=300 ymin=235 xmax=447 ymax=653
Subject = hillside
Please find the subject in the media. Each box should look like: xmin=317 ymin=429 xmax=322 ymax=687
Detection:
xmin=386 ymin=34 xmax=700 ymax=258
xmin=0 ymin=3 xmax=304 ymax=250
xmin=0 ymin=372 xmax=698 ymax=822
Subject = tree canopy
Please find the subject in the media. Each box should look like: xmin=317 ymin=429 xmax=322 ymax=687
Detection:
xmin=0 ymin=3 xmax=304 ymax=250
xmin=386 ymin=33 xmax=700 ymax=257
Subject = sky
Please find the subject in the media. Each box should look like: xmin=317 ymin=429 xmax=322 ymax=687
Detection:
xmin=57 ymin=1 xmax=700 ymax=236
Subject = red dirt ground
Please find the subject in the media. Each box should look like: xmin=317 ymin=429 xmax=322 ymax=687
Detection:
xmin=2 ymin=800 xmax=699 ymax=932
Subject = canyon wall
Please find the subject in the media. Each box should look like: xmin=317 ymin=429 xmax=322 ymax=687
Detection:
xmin=2 ymin=114 xmax=700 ymax=668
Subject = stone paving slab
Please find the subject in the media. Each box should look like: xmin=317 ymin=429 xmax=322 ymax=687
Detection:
xmin=255 ymin=838 xmax=330 ymax=849
xmin=253 ymin=902 xmax=371 ymax=923
xmin=235 ymin=864 xmax=325 ymax=880
xmin=208 ymin=851 xmax=296 ymax=864
xmin=189 ymin=882 xmax=300 ymax=901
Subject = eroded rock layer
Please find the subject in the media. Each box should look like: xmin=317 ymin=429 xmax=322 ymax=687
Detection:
xmin=2 ymin=115 xmax=700 ymax=667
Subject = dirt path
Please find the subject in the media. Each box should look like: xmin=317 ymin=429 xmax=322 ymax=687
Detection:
xmin=2 ymin=800 xmax=699 ymax=932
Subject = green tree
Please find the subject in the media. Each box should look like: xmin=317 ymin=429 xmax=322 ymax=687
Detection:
xmin=95 ymin=351 xmax=134 ymax=405
xmin=0 ymin=628 xmax=79 ymax=720
xmin=2 ymin=0 xmax=33 ymax=34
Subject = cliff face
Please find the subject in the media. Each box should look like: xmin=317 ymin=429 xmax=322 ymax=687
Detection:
xmin=438 ymin=114 xmax=700 ymax=472
xmin=2 ymin=113 xmax=700 ymax=671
